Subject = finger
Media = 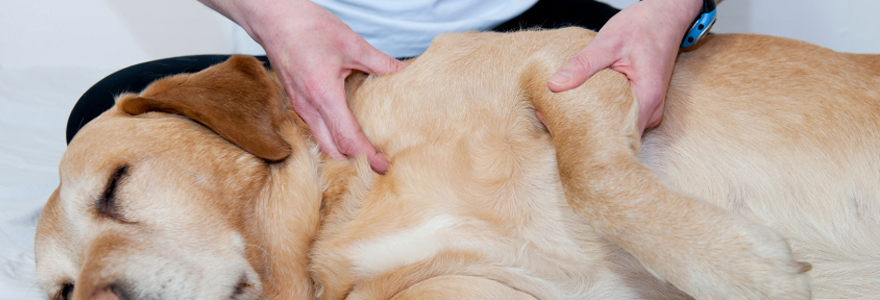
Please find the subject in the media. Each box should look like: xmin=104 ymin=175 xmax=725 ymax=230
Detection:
xmin=289 ymin=92 xmax=345 ymax=159
xmin=326 ymin=110 xmax=390 ymax=174
xmin=548 ymin=44 xmax=617 ymax=93
xmin=535 ymin=110 xmax=547 ymax=128
xmin=629 ymin=76 xmax=669 ymax=133
xmin=312 ymin=79 xmax=390 ymax=174
xmin=353 ymin=44 xmax=408 ymax=76
xmin=646 ymin=100 xmax=664 ymax=129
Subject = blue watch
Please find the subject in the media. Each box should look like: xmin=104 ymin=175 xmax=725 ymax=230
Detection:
xmin=680 ymin=0 xmax=717 ymax=48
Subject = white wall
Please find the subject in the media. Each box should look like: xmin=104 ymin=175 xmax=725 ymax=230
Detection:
xmin=0 ymin=0 xmax=241 ymax=70
xmin=605 ymin=0 xmax=880 ymax=54
xmin=2 ymin=0 xmax=879 ymax=72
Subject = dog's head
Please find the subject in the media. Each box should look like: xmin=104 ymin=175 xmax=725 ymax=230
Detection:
xmin=35 ymin=56 xmax=326 ymax=300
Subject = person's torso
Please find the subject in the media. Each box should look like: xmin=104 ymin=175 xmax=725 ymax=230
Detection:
xmin=312 ymin=0 xmax=538 ymax=57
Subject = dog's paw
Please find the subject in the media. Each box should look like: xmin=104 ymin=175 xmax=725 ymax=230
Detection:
xmin=664 ymin=215 xmax=811 ymax=300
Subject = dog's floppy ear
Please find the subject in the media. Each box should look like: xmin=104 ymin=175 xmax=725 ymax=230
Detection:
xmin=119 ymin=55 xmax=292 ymax=161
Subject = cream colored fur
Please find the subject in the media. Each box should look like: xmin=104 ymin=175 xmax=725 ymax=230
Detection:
xmin=35 ymin=28 xmax=879 ymax=300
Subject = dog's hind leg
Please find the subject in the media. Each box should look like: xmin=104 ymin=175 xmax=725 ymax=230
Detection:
xmin=520 ymin=61 xmax=811 ymax=299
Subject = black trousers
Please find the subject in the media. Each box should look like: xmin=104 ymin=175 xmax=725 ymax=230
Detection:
xmin=66 ymin=0 xmax=619 ymax=143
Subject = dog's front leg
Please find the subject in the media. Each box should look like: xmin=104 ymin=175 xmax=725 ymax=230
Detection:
xmin=524 ymin=67 xmax=810 ymax=299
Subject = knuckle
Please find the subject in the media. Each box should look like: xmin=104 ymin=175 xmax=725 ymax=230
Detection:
xmin=570 ymin=52 xmax=596 ymax=72
xmin=334 ymin=136 xmax=360 ymax=156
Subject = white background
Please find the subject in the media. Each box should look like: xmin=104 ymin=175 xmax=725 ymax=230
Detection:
xmin=2 ymin=0 xmax=880 ymax=71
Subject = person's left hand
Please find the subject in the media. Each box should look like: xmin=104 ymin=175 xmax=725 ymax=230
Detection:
xmin=547 ymin=0 xmax=703 ymax=133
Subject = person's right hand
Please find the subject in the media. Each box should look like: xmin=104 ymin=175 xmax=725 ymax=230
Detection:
xmin=548 ymin=0 xmax=703 ymax=134
xmin=199 ymin=0 xmax=407 ymax=174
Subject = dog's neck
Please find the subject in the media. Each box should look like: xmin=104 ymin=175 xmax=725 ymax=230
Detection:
xmin=318 ymin=154 xmax=379 ymax=221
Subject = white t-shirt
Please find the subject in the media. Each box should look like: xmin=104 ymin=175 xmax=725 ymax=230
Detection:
xmin=311 ymin=0 xmax=539 ymax=58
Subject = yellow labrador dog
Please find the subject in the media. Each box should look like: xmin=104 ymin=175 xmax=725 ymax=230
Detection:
xmin=35 ymin=28 xmax=879 ymax=300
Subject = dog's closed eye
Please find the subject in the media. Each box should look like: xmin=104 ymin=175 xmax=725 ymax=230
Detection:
xmin=96 ymin=165 xmax=132 ymax=223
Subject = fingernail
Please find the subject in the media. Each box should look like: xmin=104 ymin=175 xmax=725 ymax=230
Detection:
xmin=549 ymin=71 xmax=572 ymax=86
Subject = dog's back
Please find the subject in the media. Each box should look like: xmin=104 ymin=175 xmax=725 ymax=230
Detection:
xmin=641 ymin=34 xmax=880 ymax=298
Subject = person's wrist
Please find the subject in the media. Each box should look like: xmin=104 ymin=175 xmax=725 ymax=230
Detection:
xmin=645 ymin=0 xmax=708 ymax=48
xmin=212 ymin=0 xmax=312 ymax=47
xmin=679 ymin=0 xmax=717 ymax=47
xmin=638 ymin=0 xmax=702 ymax=35
xmin=669 ymin=0 xmax=705 ymax=28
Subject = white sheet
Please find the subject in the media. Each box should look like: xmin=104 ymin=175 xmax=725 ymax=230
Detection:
xmin=0 ymin=66 xmax=113 ymax=300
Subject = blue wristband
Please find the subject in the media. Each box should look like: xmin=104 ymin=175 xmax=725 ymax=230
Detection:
xmin=680 ymin=0 xmax=717 ymax=48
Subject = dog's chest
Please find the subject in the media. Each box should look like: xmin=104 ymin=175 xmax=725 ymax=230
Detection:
xmin=309 ymin=137 xmax=616 ymax=299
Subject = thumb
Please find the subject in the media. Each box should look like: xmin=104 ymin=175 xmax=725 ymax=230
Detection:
xmin=356 ymin=46 xmax=408 ymax=76
xmin=548 ymin=46 xmax=616 ymax=93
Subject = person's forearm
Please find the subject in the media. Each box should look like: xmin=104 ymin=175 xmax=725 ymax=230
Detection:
xmin=197 ymin=0 xmax=311 ymax=46
xmin=197 ymin=0 xmax=259 ymax=26
xmin=670 ymin=0 xmax=703 ymax=27
xmin=638 ymin=0 xmax=702 ymax=34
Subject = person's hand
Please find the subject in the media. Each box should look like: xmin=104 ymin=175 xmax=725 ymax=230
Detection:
xmin=199 ymin=0 xmax=406 ymax=174
xmin=548 ymin=0 xmax=703 ymax=133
